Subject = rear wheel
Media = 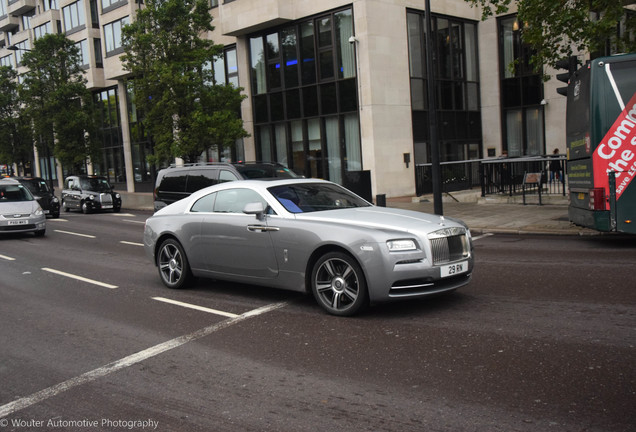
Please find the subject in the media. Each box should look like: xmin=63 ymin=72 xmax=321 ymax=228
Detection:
xmin=311 ymin=252 xmax=368 ymax=316
xmin=157 ymin=238 xmax=193 ymax=289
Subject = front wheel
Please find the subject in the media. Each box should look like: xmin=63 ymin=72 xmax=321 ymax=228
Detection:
xmin=157 ymin=238 xmax=193 ymax=289
xmin=311 ymin=252 xmax=368 ymax=316
xmin=81 ymin=201 xmax=91 ymax=214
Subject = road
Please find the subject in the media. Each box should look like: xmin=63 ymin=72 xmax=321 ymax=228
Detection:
xmin=0 ymin=210 xmax=634 ymax=432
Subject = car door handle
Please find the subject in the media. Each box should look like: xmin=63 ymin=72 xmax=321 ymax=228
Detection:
xmin=247 ymin=225 xmax=280 ymax=232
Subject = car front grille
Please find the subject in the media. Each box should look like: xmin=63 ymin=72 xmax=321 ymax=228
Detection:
xmin=100 ymin=193 xmax=113 ymax=204
xmin=0 ymin=224 xmax=36 ymax=232
xmin=428 ymin=227 xmax=469 ymax=265
xmin=2 ymin=213 xmax=31 ymax=219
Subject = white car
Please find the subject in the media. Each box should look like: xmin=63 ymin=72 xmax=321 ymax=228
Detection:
xmin=0 ymin=178 xmax=46 ymax=237
xmin=144 ymin=179 xmax=474 ymax=316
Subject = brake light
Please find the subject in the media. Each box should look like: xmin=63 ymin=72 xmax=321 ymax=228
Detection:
xmin=589 ymin=188 xmax=606 ymax=210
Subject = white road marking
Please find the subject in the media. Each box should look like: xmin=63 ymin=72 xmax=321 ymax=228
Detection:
xmin=111 ymin=213 xmax=135 ymax=217
xmin=41 ymin=268 xmax=118 ymax=289
xmin=0 ymin=254 xmax=16 ymax=261
xmin=120 ymin=241 xmax=144 ymax=247
xmin=49 ymin=218 xmax=68 ymax=222
xmin=472 ymin=233 xmax=494 ymax=241
xmin=54 ymin=230 xmax=96 ymax=239
xmin=0 ymin=301 xmax=288 ymax=418
xmin=123 ymin=219 xmax=146 ymax=224
xmin=152 ymin=297 xmax=239 ymax=318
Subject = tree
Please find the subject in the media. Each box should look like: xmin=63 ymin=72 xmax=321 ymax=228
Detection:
xmin=19 ymin=33 xmax=101 ymax=172
xmin=121 ymin=0 xmax=248 ymax=165
xmin=0 ymin=66 xmax=33 ymax=174
xmin=466 ymin=0 xmax=636 ymax=73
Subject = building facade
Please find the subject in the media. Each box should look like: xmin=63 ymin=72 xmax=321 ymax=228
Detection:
xmin=0 ymin=0 xmax=631 ymax=197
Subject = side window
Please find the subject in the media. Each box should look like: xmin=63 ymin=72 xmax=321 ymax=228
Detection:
xmin=213 ymin=189 xmax=267 ymax=213
xmin=186 ymin=169 xmax=218 ymax=193
xmin=219 ymin=170 xmax=240 ymax=182
xmin=159 ymin=171 xmax=187 ymax=192
xmin=191 ymin=193 xmax=216 ymax=213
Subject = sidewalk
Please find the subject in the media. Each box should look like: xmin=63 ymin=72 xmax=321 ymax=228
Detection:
xmin=118 ymin=190 xmax=599 ymax=236
xmin=386 ymin=192 xmax=599 ymax=236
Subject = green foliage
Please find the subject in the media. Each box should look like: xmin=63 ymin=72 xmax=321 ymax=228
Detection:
xmin=122 ymin=0 xmax=248 ymax=165
xmin=0 ymin=66 xmax=32 ymax=167
xmin=19 ymin=33 xmax=101 ymax=171
xmin=466 ymin=0 xmax=636 ymax=73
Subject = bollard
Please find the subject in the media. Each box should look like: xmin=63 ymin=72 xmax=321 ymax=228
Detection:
xmin=376 ymin=194 xmax=386 ymax=207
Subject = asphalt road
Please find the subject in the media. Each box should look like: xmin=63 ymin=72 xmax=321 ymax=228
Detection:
xmin=0 ymin=210 xmax=634 ymax=432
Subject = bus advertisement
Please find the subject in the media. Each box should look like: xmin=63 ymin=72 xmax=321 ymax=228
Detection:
xmin=566 ymin=53 xmax=636 ymax=234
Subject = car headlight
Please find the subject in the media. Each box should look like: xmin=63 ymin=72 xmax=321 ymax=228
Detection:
xmin=387 ymin=239 xmax=417 ymax=251
xmin=52 ymin=197 xmax=59 ymax=203
xmin=34 ymin=207 xmax=44 ymax=216
xmin=115 ymin=193 xmax=121 ymax=199
xmin=88 ymin=194 xmax=95 ymax=200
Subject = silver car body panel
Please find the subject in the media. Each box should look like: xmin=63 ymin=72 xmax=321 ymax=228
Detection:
xmin=144 ymin=179 xmax=473 ymax=303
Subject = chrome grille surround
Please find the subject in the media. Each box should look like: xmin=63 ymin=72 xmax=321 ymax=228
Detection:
xmin=427 ymin=227 xmax=469 ymax=265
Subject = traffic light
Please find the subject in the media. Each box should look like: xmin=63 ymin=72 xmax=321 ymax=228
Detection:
xmin=555 ymin=55 xmax=580 ymax=96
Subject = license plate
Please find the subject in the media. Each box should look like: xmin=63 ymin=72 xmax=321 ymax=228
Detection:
xmin=440 ymin=261 xmax=468 ymax=278
xmin=8 ymin=220 xmax=28 ymax=225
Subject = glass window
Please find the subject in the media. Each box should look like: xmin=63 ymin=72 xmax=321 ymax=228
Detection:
xmin=76 ymin=39 xmax=90 ymax=66
xmin=104 ymin=16 xmax=129 ymax=55
xmin=191 ymin=193 xmax=216 ymax=213
xmin=213 ymin=189 xmax=266 ymax=214
xmin=34 ymin=22 xmax=52 ymax=40
xmin=300 ymin=22 xmax=316 ymax=85
xmin=335 ymin=9 xmax=355 ymax=79
xmin=282 ymin=27 xmax=298 ymax=88
xmin=63 ymin=0 xmax=85 ymax=32
xmin=250 ymin=37 xmax=266 ymax=94
xmin=408 ymin=13 xmax=424 ymax=78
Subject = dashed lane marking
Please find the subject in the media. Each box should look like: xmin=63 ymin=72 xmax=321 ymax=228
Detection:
xmin=41 ymin=268 xmax=118 ymax=289
xmin=53 ymin=230 xmax=96 ymax=239
xmin=0 ymin=254 xmax=16 ymax=261
xmin=120 ymin=241 xmax=144 ymax=247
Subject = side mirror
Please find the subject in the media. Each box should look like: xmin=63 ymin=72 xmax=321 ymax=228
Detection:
xmin=243 ymin=202 xmax=266 ymax=220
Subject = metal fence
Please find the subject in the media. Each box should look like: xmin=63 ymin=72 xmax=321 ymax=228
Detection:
xmin=415 ymin=155 xmax=567 ymax=197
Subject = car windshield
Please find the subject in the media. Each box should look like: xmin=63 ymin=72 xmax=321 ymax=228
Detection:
xmin=235 ymin=164 xmax=300 ymax=179
xmin=0 ymin=184 xmax=34 ymax=202
xmin=268 ymin=183 xmax=370 ymax=213
xmin=22 ymin=179 xmax=50 ymax=195
xmin=80 ymin=178 xmax=112 ymax=192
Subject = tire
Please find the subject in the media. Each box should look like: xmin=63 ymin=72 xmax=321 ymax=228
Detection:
xmin=311 ymin=252 xmax=368 ymax=316
xmin=62 ymin=200 xmax=70 ymax=212
xmin=113 ymin=206 xmax=121 ymax=213
xmin=34 ymin=229 xmax=46 ymax=237
xmin=157 ymin=238 xmax=193 ymax=289
xmin=81 ymin=201 xmax=91 ymax=214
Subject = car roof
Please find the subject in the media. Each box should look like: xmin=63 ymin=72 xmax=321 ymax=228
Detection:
xmin=0 ymin=178 xmax=20 ymax=184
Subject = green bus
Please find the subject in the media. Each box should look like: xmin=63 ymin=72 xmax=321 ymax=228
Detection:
xmin=566 ymin=53 xmax=636 ymax=234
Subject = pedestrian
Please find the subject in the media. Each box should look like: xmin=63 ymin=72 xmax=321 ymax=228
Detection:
xmin=549 ymin=148 xmax=563 ymax=184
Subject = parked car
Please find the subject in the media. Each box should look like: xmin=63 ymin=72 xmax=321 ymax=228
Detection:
xmin=62 ymin=175 xmax=122 ymax=214
xmin=14 ymin=177 xmax=60 ymax=218
xmin=153 ymin=162 xmax=299 ymax=212
xmin=144 ymin=179 xmax=474 ymax=316
xmin=0 ymin=178 xmax=46 ymax=237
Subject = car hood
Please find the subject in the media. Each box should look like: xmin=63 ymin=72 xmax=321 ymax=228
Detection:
xmin=0 ymin=201 xmax=39 ymax=214
xmin=295 ymin=206 xmax=467 ymax=233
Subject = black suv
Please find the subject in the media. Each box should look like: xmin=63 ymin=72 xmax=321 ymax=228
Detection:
xmin=62 ymin=175 xmax=122 ymax=214
xmin=14 ymin=177 xmax=60 ymax=218
xmin=153 ymin=162 xmax=299 ymax=212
